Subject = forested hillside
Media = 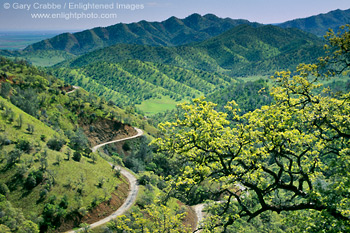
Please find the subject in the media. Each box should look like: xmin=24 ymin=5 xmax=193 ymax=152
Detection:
xmin=22 ymin=9 xmax=350 ymax=57
xmin=62 ymin=24 xmax=324 ymax=75
xmin=52 ymin=60 xmax=234 ymax=108
xmin=0 ymin=57 xmax=159 ymax=232
xmin=279 ymin=8 xmax=350 ymax=36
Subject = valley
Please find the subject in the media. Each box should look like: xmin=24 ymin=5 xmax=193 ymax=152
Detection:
xmin=1 ymin=5 xmax=350 ymax=233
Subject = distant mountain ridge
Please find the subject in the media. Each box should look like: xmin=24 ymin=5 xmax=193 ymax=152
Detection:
xmin=24 ymin=14 xmax=258 ymax=55
xmin=23 ymin=8 xmax=350 ymax=59
xmin=279 ymin=8 xmax=350 ymax=36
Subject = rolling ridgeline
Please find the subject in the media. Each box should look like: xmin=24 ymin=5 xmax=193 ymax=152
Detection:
xmin=25 ymin=8 xmax=350 ymax=54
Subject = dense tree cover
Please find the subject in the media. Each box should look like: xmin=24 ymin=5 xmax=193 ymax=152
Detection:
xmin=0 ymin=195 xmax=39 ymax=233
xmin=150 ymin=79 xmax=272 ymax=130
xmin=154 ymin=25 xmax=350 ymax=232
xmin=104 ymin=184 xmax=192 ymax=233
xmin=207 ymin=79 xmax=273 ymax=115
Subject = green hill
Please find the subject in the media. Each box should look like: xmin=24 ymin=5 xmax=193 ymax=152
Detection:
xmin=62 ymin=24 xmax=324 ymax=75
xmin=193 ymin=24 xmax=325 ymax=75
xmin=0 ymin=57 xmax=156 ymax=232
xmin=24 ymin=14 xmax=257 ymax=55
xmin=51 ymin=24 xmax=324 ymax=113
xmin=279 ymin=8 xmax=350 ymax=36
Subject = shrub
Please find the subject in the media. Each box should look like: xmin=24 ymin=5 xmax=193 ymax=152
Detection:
xmin=24 ymin=176 xmax=36 ymax=190
xmin=34 ymin=170 xmax=44 ymax=184
xmin=47 ymin=137 xmax=66 ymax=151
xmin=39 ymin=189 xmax=49 ymax=200
xmin=6 ymin=149 xmax=22 ymax=166
xmin=40 ymin=135 xmax=46 ymax=142
xmin=26 ymin=124 xmax=34 ymax=134
xmin=16 ymin=115 xmax=23 ymax=128
xmin=59 ymin=195 xmax=69 ymax=209
xmin=69 ymin=128 xmax=89 ymax=151
xmin=91 ymin=153 xmax=98 ymax=163
xmin=97 ymin=177 xmax=105 ymax=188
xmin=0 ymin=101 xmax=5 ymax=110
xmin=3 ymin=107 xmax=15 ymax=122
xmin=91 ymin=196 xmax=99 ymax=208
xmin=138 ymin=174 xmax=151 ymax=186
xmin=78 ymin=207 xmax=88 ymax=217
xmin=122 ymin=142 xmax=131 ymax=151
xmin=0 ymin=135 xmax=6 ymax=148
xmin=114 ymin=169 xmax=121 ymax=178
xmin=73 ymin=151 xmax=82 ymax=162
xmin=4 ymin=139 xmax=11 ymax=145
xmin=55 ymin=154 xmax=62 ymax=165
xmin=0 ymin=182 xmax=9 ymax=196
xmin=42 ymin=203 xmax=65 ymax=229
xmin=16 ymin=139 xmax=32 ymax=153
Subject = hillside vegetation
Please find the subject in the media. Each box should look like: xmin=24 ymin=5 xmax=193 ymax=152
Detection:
xmin=51 ymin=25 xmax=324 ymax=113
xmin=62 ymin=25 xmax=324 ymax=76
xmin=53 ymin=60 xmax=234 ymax=108
xmin=279 ymin=8 xmax=350 ymax=36
xmin=0 ymin=57 xmax=156 ymax=232
xmin=153 ymin=25 xmax=350 ymax=232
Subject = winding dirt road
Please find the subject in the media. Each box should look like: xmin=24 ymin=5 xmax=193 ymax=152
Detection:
xmin=66 ymin=86 xmax=80 ymax=94
xmin=66 ymin=127 xmax=143 ymax=233
xmin=66 ymin=87 xmax=207 ymax=232
xmin=92 ymin=128 xmax=144 ymax=152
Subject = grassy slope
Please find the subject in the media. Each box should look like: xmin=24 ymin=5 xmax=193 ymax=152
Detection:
xmin=0 ymin=57 xmax=157 ymax=232
xmin=0 ymin=96 xmax=123 ymax=217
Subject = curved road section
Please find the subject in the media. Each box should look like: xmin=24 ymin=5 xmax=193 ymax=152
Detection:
xmin=92 ymin=128 xmax=144 ymax=152
xmin=66 ymin=85 xmax=80 ymax=94
xmin=66 ymin=127 xmax=143 ymax=233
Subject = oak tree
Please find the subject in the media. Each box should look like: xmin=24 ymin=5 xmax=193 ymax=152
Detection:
xmin=154 ymin=25 xmax=350 ymax=232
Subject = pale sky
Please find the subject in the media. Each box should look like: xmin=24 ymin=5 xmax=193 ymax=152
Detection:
xmin=0 ymin=0 xmax=349 ymax=31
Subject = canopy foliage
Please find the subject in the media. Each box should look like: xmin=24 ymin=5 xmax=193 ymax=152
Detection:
xmin=153 ymin=25 xmax=350 ymax=232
